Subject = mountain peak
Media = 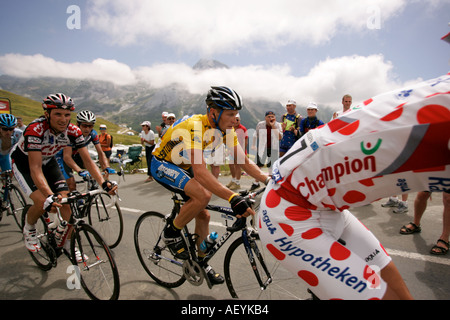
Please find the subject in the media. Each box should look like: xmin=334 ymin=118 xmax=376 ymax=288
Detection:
xmin=193 ymin=59 xmax=229 ymax=70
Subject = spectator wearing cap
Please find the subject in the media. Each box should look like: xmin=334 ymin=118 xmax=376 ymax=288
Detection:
xmin=299 ymin=102 xmax=324 ymax=136
xmin=250 ymin=111 xmax=282 ymax=190
xmin=280 ymin=99 xmax=302 ymax=156
xmin=160 ymin=113 xmax=176 ymax=137
xmin=156 ymin=111 xmax=169 ymax=136
xmin=140 ymin=121 xmax=155 ymax=182
xmin=99 ymin=124 xmax=113 ymax=162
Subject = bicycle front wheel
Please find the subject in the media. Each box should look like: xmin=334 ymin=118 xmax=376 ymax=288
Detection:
xmin=224 ymin=232 xmax=305 ymax=300
xmin=21 ymin=205 xmax=55 ymax=271
xmin=134 ymin=211 xmax=186 ymax=288
xmin=71 ymin=223 xmax=120 ymax=300
xmin=87 ymin=192 xmax=123 ymax=248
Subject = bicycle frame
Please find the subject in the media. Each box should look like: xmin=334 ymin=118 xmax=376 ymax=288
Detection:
xmin=158 ymin=188 xmax=268 ymax=289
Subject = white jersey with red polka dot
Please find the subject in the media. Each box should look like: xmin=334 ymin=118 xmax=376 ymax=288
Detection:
xmin=258 ymin=73 xmax=450 ymax=300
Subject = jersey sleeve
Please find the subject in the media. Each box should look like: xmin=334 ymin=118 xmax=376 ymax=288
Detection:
xmin=68 ymin=124 xmax=86 ymax=149
xmin=23 ymin=121 xmax=45 ymax=152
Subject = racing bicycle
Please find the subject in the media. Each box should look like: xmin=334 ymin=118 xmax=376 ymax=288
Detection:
xmin=75 ymin=175 xmax=123 ymax=248
xmin=134 ymin=187 xmax=305 ymax=299
xmin=0 ymin=170 xmax=28 ymax=229
xmin=21 ymin=189 xmax=120 ymax=300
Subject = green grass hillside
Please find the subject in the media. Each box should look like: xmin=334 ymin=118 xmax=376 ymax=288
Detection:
xmin=0 ymin=89 xmax=140 ymax=145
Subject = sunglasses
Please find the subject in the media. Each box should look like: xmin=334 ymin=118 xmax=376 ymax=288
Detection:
xmin=1 ymin=127 xmax=14 ymax=132
xmin=80 ymin=124 xmax=94 ymax=128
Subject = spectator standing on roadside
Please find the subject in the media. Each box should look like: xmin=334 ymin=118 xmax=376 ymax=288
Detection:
xmin=99 ymin=124 xmax=112 ymax=164
xmin=250 ymin=110 xmax=282 ymax=190
xmin=140 ymin=121 xmax=155 ymax=182
xmin=299 ymin=102 xmax=324 ymax=136
xmin=280 ymin=99 xmax=302 ymax=157
xmin=156 ymin=111 xmax=169 ymax=136
xmin=226 ymin=113 xmax=248 ymax=190
xmin=331 ymin=94 xmax=352 ymax=120
xmin=16 ymin=116 xmax=27 ymax=131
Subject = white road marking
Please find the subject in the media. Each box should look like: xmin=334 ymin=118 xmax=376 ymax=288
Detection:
xmin=121 ymin=207 xmax=450 ymax=266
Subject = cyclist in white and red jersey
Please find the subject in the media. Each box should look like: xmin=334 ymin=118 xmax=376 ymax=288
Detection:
xmin=11 ymin=93 xmax=117 ymax=253
xmin=258 ymin=74 xmax=450 ymax=300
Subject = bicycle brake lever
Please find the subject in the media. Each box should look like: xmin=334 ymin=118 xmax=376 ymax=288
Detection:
xmin=226 ymin=217 xmax=247 ymax=232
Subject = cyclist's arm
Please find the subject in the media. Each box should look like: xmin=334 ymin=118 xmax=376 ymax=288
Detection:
xmin=189 ymin=148 xmax=254 ymax=218
xmin=28 ymin=150 xmax=54 ymax=198
xmin=78 ymin=146 xmax=115 ymax=193
xmin=94 ymin=143 xmax=109 ymax=171
xmin=62 ymin=146 xmax=83 ymax=173
xmin=235 ymin=144 xmax=269 ymax=183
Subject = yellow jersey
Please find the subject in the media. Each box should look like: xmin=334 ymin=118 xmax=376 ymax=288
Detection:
xmin=153 ymin=114 xmax=238 ymax=170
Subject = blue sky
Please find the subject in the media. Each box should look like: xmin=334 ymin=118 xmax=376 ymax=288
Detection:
xmin=0 ymin=0 xmax=449 ymax=109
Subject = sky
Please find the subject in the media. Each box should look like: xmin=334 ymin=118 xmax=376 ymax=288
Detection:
xmin=0 ymin=0 xmax=449 ymax=111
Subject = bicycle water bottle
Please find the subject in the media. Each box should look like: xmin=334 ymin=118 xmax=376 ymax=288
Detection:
xmin=200 ymin=232 xmax=218 ymax=252
xmin=55 ymin=220 xmax=68 ymax=247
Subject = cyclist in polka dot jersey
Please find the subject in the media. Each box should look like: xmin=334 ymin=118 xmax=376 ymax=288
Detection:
xmin=259 ymin=73 xmax=450 ymax=300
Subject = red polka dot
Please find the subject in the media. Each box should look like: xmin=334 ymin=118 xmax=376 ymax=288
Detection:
xmin=363 ymin=265 xmax=381 ymax=289
xmin=343 ymin=190 xmax=366 ymax=204
xmin=302 ymin=228 xmax=323 ymax=240
xmin=321 ymin=202 xmax=336 ymax=211
xmin=338 ymin=120 xmax=360 ymax=136
xmin=363 ymin=98 xmax=373 ymax=106
xmin=359 ymin=178 xmax=375 ymax=187
xmin=328 ymin=188 xmax=336 ymax=196
xmin=380 ymin=107 xmax=403 ymax=122
xmin=284 ymin=206 xmax=312 ymax=221
xmin=416 ymin=104 xmax=450 ymax=124
xmin=298 ymin=270 xmax=319 ymax=287
xmin=330 ymin=242 xmax=351 ymax=261
xmin=265 ymin=189 xmax=281 ymax=208
xmin=266 ymin=244 xmax=285 ymax=261
xmin=279 ymin=223 xmax=294 ymax=237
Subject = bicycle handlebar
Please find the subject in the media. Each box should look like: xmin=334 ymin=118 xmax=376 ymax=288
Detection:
xmin=226 ymin=187 xmax=266 ymax=232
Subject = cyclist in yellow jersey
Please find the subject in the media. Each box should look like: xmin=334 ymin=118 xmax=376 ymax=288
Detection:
xmin=151 ymin=86 xmax=270 ymax=285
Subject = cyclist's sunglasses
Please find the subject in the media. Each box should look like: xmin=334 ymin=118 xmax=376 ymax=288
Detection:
xmin=0 ymin=127 xmax=15 ymax=132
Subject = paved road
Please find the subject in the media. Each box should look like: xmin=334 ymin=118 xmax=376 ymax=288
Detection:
xmin=0 ymin=172 xmax=449 ymax=300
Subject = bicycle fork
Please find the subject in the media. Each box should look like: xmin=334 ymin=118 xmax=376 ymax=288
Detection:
xmin=242 ymin=229 xmax=273 ymax=291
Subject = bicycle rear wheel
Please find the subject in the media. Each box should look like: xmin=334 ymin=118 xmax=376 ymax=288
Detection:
xmin=7 ymin=184 xmax=28 ymax=229
xmin=71 ymin=223 xmax=120 ymax=300
xmin=134 ymin=211 xmax=186 ymax=288
xmin=224 ymin=232 xmax=305 ymax=300
xmin=87 ymin=192 xmax=123 ymax=248
xmin=21 ymin=205 xmax=55 ymax=271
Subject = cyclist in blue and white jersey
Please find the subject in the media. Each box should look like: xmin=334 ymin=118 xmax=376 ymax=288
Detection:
xmin=0 ymin=113 xmax=22 ymax=172
xmin=55 ymin=110 xmax=114 ymax=191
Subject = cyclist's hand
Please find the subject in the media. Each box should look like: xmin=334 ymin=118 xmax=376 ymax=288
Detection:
xmin=102 ymin=180 xmax=118 ymax=195
xmin=78 ymin=170 xmax=90 ymax=178
xmin=229 ymin=194 xmax=254 ymax=218
xmin=104 ymin=167 xmax=116 ymax=174
xmin=43 ymin=193 xmax=62 ymax=212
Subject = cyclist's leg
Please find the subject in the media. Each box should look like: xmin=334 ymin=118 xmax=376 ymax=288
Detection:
xmin=339 ymin=210 xmax=413 ymax=300
xmin=259 ymin=189 xmax=390 ymax=300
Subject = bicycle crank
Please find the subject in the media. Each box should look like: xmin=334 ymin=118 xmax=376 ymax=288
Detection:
xmin=182 ymin=260 xmax=205 ymax=286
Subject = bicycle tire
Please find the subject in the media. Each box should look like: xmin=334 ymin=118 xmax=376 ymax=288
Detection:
xmin=70 ymin=223 xmax=120 ymax=300
xmin=87 ymin=192 xmax=123 ymax=248
xmin=21 ymin=205 xmax=55 ymax=271
xmin=8 ymin=184 xmax=28 ymax=229
xmin=134 ymin=211 xmax=186 ymax=288
xmin=224 ymin=232 xmax=305 ymax=300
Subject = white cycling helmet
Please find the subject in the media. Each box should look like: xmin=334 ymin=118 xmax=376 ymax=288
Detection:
xmin=76 ymin=110 xmax=96 ymax=124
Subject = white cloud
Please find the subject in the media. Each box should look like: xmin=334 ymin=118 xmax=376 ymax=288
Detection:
xmin=0 ymin=53 xmax=422 ymax=110
xmin=0 ymin=54 xmax=136 ymax=86
xmin=86 ymin=0 xmax=408 ymax=55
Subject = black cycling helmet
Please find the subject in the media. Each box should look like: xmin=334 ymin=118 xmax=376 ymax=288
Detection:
xmin=0 ymin=113 xmax=17 ymax=128
xmin=205 ymin=86 xmax=243 ymax=111
xmin=42 ymin=93 xmax=75 ymax=111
